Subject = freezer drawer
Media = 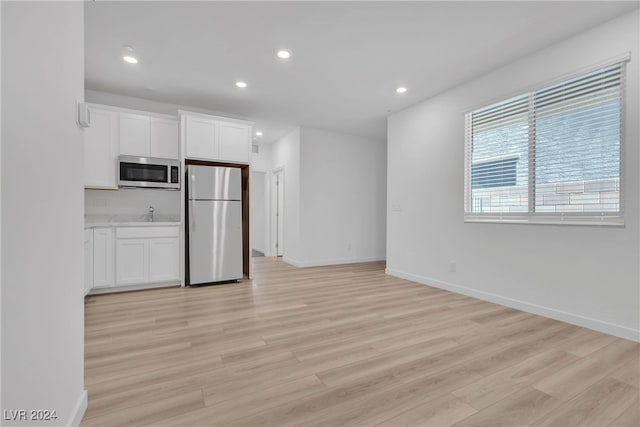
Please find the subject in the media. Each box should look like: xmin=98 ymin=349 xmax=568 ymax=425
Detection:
xmin=189 ymin=200 xmax=243 ymax=284
xmin=188 ymin=165 xmax=242 ymax=201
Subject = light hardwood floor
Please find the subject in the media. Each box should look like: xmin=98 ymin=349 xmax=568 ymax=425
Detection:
xmin=82 ymin=257 xmax=640 ymax=426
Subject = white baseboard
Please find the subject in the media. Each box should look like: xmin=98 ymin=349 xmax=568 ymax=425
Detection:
xmin=284 ymin=256 xmax=386 ymax=268
xmin=69 ymin=390 xmax=87 ymax=427
xmin=88 ymin=281 xmax=180 ymax=295
xmin=385 ymin=267 xmax=640 ymax=343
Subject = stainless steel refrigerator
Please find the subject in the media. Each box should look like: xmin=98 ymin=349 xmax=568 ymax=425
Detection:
xmin=186 ymin=165 xmax=243 ymax=285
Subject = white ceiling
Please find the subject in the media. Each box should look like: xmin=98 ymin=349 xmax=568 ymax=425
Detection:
xmin=85 ymin=1 xmax=638 ymax=144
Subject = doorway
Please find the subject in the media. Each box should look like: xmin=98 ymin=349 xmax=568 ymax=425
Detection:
xmin=272 ymin=169 xmax=284 ymax=257
xmin=250 ymin=171 xmax=267 ymax=257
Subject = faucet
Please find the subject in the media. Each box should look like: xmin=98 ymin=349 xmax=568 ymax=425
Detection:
xmin=148 ymin=206 xmax=154 ymax=222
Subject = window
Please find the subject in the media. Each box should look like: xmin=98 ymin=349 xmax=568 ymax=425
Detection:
xmin=464 ymin=60 xmax=626 ymax=225
xmin=472 ymin=157 xmax=518 ymax=189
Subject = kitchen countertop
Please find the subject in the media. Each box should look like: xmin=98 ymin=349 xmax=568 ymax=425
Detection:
xmin=85 ymin=214 xmax=182 ymax=228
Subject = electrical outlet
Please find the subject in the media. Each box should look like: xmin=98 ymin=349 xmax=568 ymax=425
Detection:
xmin=449 ymin=261 xmax=457 ymax=273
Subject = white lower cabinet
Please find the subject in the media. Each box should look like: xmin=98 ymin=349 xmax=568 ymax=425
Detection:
xmin=149 ymin=238 xmax=181 ymax=282
xmin=88 ymin=226 xmax=180 ymax=292
xmin=116 ymin=226 xmax=180 ymax=286
xmin=84 ymin=229 xmax=94 ymax=295
xmin=116 ymin=238 xmax=149 ymax=285
xmin=93 ymin=228 xmax=115 ymax=288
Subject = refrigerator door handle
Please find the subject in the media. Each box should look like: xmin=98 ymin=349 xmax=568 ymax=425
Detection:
xmin=190 ymin=200 xmax=196 ymax=232
xmin=190 ymin=170 xmax=196 ymax=200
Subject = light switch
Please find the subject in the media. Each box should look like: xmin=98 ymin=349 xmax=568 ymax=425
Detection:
xmin=77 ymin=101 xmax=90 ymax=129
xmin=392 ymin=204 xmax=402 ymax=212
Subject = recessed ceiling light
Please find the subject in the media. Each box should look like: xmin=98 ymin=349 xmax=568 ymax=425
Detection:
xmin=277 ymin=50 xmax=291 ymax=59
xmin=396 ymin=87 xmax=407 ymax=94
xmin=255 ymin=131 xmax=263 ymax=136
xmin=235 ymin=81 xmax=248 ymax=88
xmin=122 ymin=45 xmax=138 ymax=64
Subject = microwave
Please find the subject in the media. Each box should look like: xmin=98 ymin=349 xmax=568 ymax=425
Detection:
xmin=118 ymin=156 xmax=180 ymax=190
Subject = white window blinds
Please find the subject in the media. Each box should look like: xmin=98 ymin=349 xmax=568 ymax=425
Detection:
xmin=464 ymin=60 xmax=626 ymax=226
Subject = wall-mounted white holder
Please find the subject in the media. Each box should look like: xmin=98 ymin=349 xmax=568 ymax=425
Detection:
xmin=77 ymin=101 xmax=90 ymax=129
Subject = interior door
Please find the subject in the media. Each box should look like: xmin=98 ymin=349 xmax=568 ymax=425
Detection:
xmin=250 ymin=171 xmax=267 ymax=255
xmin=274 ymin=170 xmax=284 ymax=257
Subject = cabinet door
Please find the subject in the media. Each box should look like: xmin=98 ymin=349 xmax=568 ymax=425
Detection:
xmin=218 ymin=122 xmax=250 ymax=163
xmin=84 ymin=107 xmax=119 ymax=189
xmin=185 ymin=116 xmax=218 ymax=160
xmin=150 ymin=117 xmax=179 ymax=159
xmin=93 ymin=228 xmax=115 ymax=288
xmin=84 ymin=229 xmax=94 ymax=295
xmin=120 ymin=113 xmax=150 ymax=156
xmin=149 ymin=238 xmax=180 ymax=282
xmin=116 ymin=239 xmax=149 ymax=285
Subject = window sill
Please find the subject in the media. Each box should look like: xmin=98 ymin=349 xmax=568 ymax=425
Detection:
xmin=464 ymin=214 xmax=624 ymax=227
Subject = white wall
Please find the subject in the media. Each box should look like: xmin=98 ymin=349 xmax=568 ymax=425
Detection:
xmin=270 ymin=128 xmax=301 ymax=261
xmin=387 ymin=10 xmax=639 ymax=341
xmin=296 ymin=127 xmax=387 ymax=266
xmin=250 ymin=142 xmax=272 ymax=172
xmin=0 ymin=0 xmax=3 ymax=410
xmin=266 ymin=126 xmax=387 ymax=266
xmin=1 ymin=2 xmax=87 ymax=425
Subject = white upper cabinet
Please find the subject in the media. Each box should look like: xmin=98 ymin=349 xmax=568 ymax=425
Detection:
xmin=182 ymin=111 xmax=252 ymax=163
xmin=84 ymin=106 xmax=119 ymax=189
xmin=219 ymin=122 xmax=251 ymax=163
xmin=119 ymin=111 xmax=179 ymax=159
xmin=119 ymin=113 xmax=150 ymax=157
xmin=150 ymin=117 xmax=179 ymax=159
xmin=185 ymin=115 xmax=218 ymax=160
